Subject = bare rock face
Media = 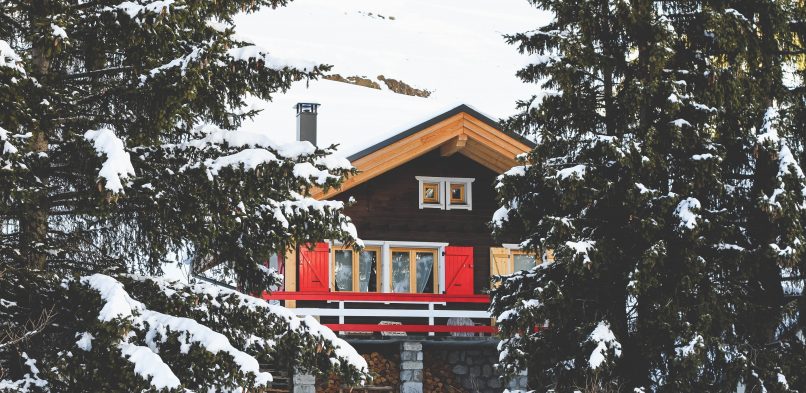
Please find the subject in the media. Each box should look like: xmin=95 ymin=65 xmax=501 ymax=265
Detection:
xmin=324 ymin=74 xmax=382 ymax=89
xmin=323 ymin=73 xmax=432 ymax=98
xmin=378 ymin=75 xmax=432 ymax=97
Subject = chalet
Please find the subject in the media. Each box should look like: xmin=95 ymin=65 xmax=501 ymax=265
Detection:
xmin=260 ymin=103 xmax=542 ymax=393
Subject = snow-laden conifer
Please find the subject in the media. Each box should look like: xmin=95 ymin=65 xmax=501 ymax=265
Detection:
xmin=492 ymin=2 xmax=806 ymax=391
xmin=0 ymin=0 xmax=369 ymax=389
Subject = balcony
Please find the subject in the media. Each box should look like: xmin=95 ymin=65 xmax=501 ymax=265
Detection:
xmin=261 ymin=291 xmax=496 ymax=336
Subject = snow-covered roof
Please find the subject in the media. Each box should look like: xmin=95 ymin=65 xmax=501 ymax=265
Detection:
xmin=233 ymin=0 xmax=551 ymax=158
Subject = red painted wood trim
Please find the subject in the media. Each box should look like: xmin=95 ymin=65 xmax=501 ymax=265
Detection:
xmin=260 ymin=291 xmax=490 ymax=303
xmin=324 ymin=324 xmax=497 ymax=333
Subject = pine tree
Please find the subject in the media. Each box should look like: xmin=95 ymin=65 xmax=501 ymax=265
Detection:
xmin=0 ymin=0 xmax=371 ymax=389
xmin=492 ymin=1 xmax=806 ymax=392
xmin=0 ymin=265 xmax=369 ymax=391
xmin=0 ymin=0 xmax=359 ymax=287
xmin=777 ymin=3 xmax=806 ymax=389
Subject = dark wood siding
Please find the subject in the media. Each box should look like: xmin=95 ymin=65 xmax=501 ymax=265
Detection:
xmin=332 ymin=150 xmax=504 ymax=294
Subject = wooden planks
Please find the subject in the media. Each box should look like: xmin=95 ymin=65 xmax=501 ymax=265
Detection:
xmin=313 ymin=111 xmax=531 ymax=200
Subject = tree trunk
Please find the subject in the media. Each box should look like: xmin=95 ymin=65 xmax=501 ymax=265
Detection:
xmin=19 ymin=0 xmax=51 ymax=270
xmin=601 ymin=0 xmax=615 ymax=137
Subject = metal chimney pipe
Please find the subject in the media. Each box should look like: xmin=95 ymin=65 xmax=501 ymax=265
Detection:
xmin=295 ymin=102 xmax=320 ymax=146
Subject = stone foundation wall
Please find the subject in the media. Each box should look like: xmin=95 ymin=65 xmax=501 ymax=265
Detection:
xmin=426 ymin=347 xmax=500 ymax=392
xmin=295 ymin=342 xmax=527 ymax=393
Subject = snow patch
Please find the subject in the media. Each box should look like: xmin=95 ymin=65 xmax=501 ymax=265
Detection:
xmin=556 ymin=164 xmax=586 ymax=180
xmin=674 ymin=197 xmax=701 ymax=230
xmin=84 ymin=127 xmax=135 ymax=193
xmin=777 ymin=373 xmax=789 ymax=389
xmin=205 ymin=148 xmax=278 ymax=176
xmin=51 ymin=24 xmax=68 ymax=39
xmin=717 ymin=243 xmax=745 ymax=251
xmin=227 ymin=45 xmax=317 ymax=73
xmin=587 ymin=321 xmax=622 ymax=369
xmin=118 ymin=342 xmax=182 ymax=390
xmin=501 ymin=165 xmax=529 ymax=179
xmin=675 ymin=334 xmax=703 ymax=358
xmin=75 ymin=332 xmax=94 ymax=351
xmin=109 ymin=0 xmax=176 ymax=18
xmin=757 ymin=107 xmax=780 ymax=144
xmin=0 ymin=125 xmax=18 ymax=155
xmin=566 ymin=240 xmax=595 ymax=265
xmin=0 ymin=39 xmax=24 ymax=73
xmin=144 ymin=46 xmax=202 ymax=81
xmin=691 ymin=153 xmax=715 ymax=161
xmin=635 ymin=183 xmax=654 ymax=194
xmin=670 ymin=119 xmax=692 ymax=128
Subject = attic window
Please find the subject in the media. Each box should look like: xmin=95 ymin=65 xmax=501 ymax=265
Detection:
xmin=422 ymin=182 xmax=441 ymax=205
xmin=416 ymin=176 xmax=474 ymax=210
xmin=450 ymin=183 xmax=466 ymax=205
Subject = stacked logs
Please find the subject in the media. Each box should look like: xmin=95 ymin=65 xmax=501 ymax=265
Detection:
xmin=363 ymin=351 xmax=400 ymax=388
xmin=318 ymin=352 xmax=400 ymax=393
xmin=423 ymin=355 xmax=463 ymax=393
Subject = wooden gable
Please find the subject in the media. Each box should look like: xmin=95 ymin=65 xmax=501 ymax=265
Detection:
xmin=312 ymin=106 xmax=532 ymax=200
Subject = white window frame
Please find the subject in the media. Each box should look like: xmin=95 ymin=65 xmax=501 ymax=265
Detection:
xmin=330 ymin=240 xmax=448 ymax=294
xmin=415 ymin=176 xmax=474 ymax=210
xmin=416 ymin=176 xmax=445 ymax=209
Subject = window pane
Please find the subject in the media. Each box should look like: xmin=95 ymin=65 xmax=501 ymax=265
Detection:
xmin=334 ymin=250 xmax=353 ymax=291
xmin=267 ymin=254 xmax=279 ymax=272
xmin=514 ymin=254 xmax=537 ymax=272
xmin=415 ymin=252 xmax=435 ymax=293
xmin=358 ymin=250 xmax=378 ymax=292
xmin=392 ymin=252 xmax=410 ymax=293
xmin=450 ymin=183 xmax=466 ymax=204
xmin=423 ymin=182 xmax=440 ymax=204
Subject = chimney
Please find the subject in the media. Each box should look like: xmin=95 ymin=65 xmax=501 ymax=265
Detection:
xmin=295 ymin=102 xmax=320 ymax=145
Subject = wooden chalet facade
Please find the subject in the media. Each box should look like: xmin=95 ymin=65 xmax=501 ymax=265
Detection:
xmin=262 ymin=104 xmax=540 ymax=337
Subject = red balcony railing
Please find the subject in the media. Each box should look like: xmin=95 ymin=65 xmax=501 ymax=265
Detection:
xmin=260 ymin=291 xmax=495 ymax=335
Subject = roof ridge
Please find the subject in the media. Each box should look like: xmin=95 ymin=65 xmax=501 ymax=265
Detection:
xmin=347 ymin=104 xmax=533 ymax=161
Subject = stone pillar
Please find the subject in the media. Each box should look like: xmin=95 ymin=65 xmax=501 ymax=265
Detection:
xmin=400 ymin=341 xmax=424 ymax=393
xmin=506 ymin=370 xmax=528 ymax=391
xmin=292 ymin=370 xmax=316 ymax=393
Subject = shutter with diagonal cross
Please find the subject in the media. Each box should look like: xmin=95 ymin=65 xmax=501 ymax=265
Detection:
xmin=298 ymin=242 xmax=330 ymax=292
xmin=444 ymin=246 xmax=474 ymax=295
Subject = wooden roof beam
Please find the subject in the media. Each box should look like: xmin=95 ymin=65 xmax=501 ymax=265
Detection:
xmin=440 ymin=134 xmax=469 ymax=157
xmin=460 ymin=139 xmax=517 ymax=172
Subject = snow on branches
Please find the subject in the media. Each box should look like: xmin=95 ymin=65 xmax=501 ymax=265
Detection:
xmin=0 ymin=40 xmax=24 ymax=74
xmin=587 ymin=321 xmax=622 ymax=370
xmin=0 ymin=267 xmax=369 ymax=392
xmin=84 ymin=127 xmax=136 ymax=194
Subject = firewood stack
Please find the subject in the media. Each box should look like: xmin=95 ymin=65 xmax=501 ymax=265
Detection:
xmin=318 ymin=352 xmax=400 ymax=393
xmin=366 ymin=351 xmax=401 ymax=388
xmin=424 ymin=354 xmax=463 ymax=393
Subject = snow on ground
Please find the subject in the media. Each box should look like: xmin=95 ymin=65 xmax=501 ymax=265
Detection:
xmin=234 ymin=0 xmax=551 ymax=156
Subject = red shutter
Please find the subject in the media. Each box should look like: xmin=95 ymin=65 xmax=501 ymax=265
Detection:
xmin=444 ymin=246 xmax=474 ymax=295
xmin=299 ymin=243 xmax=330 ymax=292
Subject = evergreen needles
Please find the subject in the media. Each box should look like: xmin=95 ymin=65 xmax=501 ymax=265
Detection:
xmin=492 ymin=1 xmax=806 ymax=391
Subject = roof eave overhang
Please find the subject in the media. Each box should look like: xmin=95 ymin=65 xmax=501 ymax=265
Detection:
xmin=312 ymin=105 xmax=533 ymax=200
